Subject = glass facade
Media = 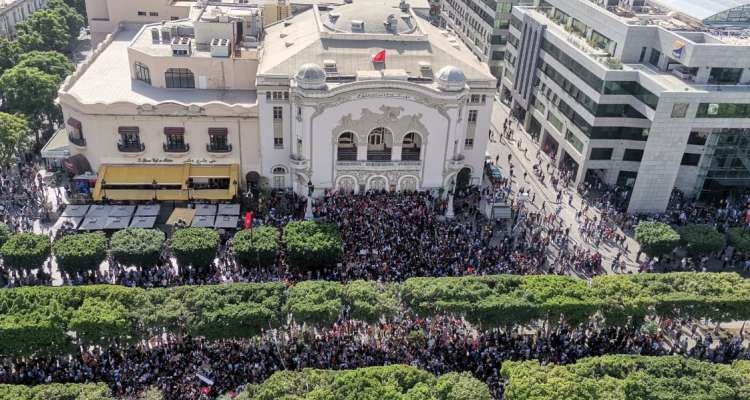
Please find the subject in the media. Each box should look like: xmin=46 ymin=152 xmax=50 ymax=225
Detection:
xmin=696 ymin=103 xmax=750 ymax=118
xmin=696 ymin=128 xmax=750 ymax=201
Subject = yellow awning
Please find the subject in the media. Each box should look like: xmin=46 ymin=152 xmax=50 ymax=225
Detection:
xmin=102 ymin=189 xmax=155 ymax=201
xmin=93 ymin=164 xmax=239 ymax=201
xmin=104 ymin=165 xmax=186 ymax=185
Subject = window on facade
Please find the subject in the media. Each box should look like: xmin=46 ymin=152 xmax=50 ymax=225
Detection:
xmin=589 ymin=148 xmax=613 ymax=160
xmin=165 ymin=68 xmax=194 ymax=88
xmin=469 ymin=95 xmax=481 ymax=104
xmin=118 ymin=127 xmax=141 ymax=151
xmin=273 ymin=127 xmax=283 ymax=148
xmin=688 ymin=130 xmax=709 ymax=146
xmin=648 ymin=49 xmax=661 ymax=68
xmin=681 ymin=153 xmax=701 ymax=166
xmin=137 ymin=11 xmax=146 ymax=16
xmin=164 ymin=127 xmax=185 ymax=144
xmin=468 ymin=110 xmax=478 ymax=123
xmin=272 ymin=166 xmax=286 ymax=188
xmin=208 ymin=128 xmax=229 ymax=151
xmin=623 ymin=149 xmax=644 ymax=162
xmin=149 ymin=11 xmax=159 ymax=16
xmin=709 ymin=67 xmax=743 ymax=85
xmin=67 ymin=118 xmax=83 ymax=140
xmin=134 ymin=62 xmax=151 ymax=84
xmin=671 ymin=103 xmax=689 ymax=118
xmin=273 ymin=106 xmax=283 ymax=120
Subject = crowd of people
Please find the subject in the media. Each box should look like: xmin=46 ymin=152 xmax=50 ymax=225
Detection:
xmin=0 ymin=162 xmax=57 ymax=233
xmin=2 ymin=315 xmax=747 ymax=400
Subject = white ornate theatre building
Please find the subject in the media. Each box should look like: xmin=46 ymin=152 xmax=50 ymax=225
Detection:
xmin=45 ymin=0 xmax=496 ymax=201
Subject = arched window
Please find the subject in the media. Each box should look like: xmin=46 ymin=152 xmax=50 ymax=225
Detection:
xmin=367 ymin=127 xmax=392 ymax=161
xmin=337 ymin=132 xmax=357 ymax=161
xmin=402 ymin=132 xmax=422 ymax=161
xmin=165 ymin=68 xmax=195 ymax=88
xmin=134 ymin=62 xmax=151 ymax=84
xmin=272 ymin=166 xmax=287 ymax=189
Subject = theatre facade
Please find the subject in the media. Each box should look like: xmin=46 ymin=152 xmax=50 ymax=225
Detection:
xmin=50 ymin=0 xmax=496 ymax=201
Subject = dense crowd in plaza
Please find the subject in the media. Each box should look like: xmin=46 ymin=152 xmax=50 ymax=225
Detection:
xmin=0 ymin=162 xmax=58 ymax=233
xmin=1 ymin=315 xmax=747 ymax=400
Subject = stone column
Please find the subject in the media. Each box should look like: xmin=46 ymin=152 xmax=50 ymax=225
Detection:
xmin=391 ymin=145 xmax=402 ymax=161
xmin=357 ymin=144 xmax=367 ymax=161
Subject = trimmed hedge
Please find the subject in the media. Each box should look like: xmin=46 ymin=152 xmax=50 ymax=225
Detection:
xmin=677 ymin=224 xmax=725 ymax=256
xmin=52 ymin=232 xmax=107 ymax=275
xmin=0 ymin=232 xmax=51 ymax=272
xmin=109 ymin=228 xmax=165 ymax=268
xmin=634 ymin=221 xmax=679 ymax=257
xmin=501 ymin=356 xmax=750 ymax=400
xmin=2 ymin=273 xmax=750 ymax=357
xmin=728 ymin=227 xmax=750 ymax=254
xmin=170 ymin=227 xmax=219 ymax=268
xmin=237 ymin=365 xmax=491 ymax=400
xmin=0 ymin=383 xmax=113 ymax=399
xmin=232 ymin=227 xmax=279 ymax=268
xmin=283 ymin=221 xmax=342 ymax=270
xmin=285 ymin=280 xmax=398 ymax=326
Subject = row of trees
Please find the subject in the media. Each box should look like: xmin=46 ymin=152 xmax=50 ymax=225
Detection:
xmin=501 ymin=356 xmax=750 ymax=400
xmin=0 ymin=221 xmax=342 ymax=275
xmin=238 ymin=365 xmax=491 ymax=400
xmin=2 ymin=272 xmax=749 ymax=357
xmin=0 ymin=0 xmax=83 ymax=160
xmin=635 ymin=221 xmax=750 ymax=257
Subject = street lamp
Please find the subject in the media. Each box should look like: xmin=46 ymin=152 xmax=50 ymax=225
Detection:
xmin=305 ymin=179 xmax=315 ymax=219
xmin=445 ymin=178 xmax=455 ymax=219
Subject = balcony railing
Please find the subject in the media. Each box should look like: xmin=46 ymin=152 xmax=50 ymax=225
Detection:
xmin=117 ymin=142 xmax=145 ymax=152
xmin=206 ymin=143 xmax=232 ymax=153
xmin=163 ymin=143 xmax=190 ymax=152
xmin=68 ymin=134 xmax=86 ymax=147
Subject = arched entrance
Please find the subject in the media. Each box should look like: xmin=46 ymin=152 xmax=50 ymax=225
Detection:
xmin=367 ymin=175 xmax=388 ymax=191
xmin=336 ymin=175 xmax=358 ymax=194
xmin=367 ymin=127 xmax=393 ymax=161
xmin=456 ymin=167 xmax=472 ymax=191
xmin=399 ymin=175 xmax=418 ymax=192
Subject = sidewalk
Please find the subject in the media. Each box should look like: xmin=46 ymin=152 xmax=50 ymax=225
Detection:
xmin=488 ymin=100 xmax=641 ymax=275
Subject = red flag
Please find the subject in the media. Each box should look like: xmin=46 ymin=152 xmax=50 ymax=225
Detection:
xmin=372 ymin=50 xmax=386 ymax=63
xmin=200 ymin=387 xmax=211 ymax=395
xmin=244 ymin=211 xmax=253 ymax=230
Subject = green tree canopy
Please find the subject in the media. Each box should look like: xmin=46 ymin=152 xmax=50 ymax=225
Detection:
xmin=0 ymin=232 xmax=51 ymax=272
xmin=45 ymin=0 xmax=85 ymax=39
xmin=237 ymin=365 xmax=491 ymax=400
xmin=677 ymin=224 xmax=725 ymax=256
xmin=0 ymin=38 xmax=19 ymax=76
xmin=0 ymin=112 xmax=29 ymax=165
xmin=17 ymin=51 xmax=74 ymax=81
xmin=109 ymin=228 xmax=165 ymax=269
xmin=283 ymin=221 xmax=342 ymax=270
xmin=15 ymin=10 xmax=71 ymax=53
xmin=0 ymin=66 xmax=61 ymax=140
xmin=170 ymin=228 xmax=219 ymax=268
xmin=634 ymin=221 xmax=679 ymax=257
xmin=0 ymin=383 xmax=113 ymax=400
xmin=52 ymin=232 xmax=108 ymax=275
xmin=232 ymin=227 xmax=279 ymax=268
xmin=501 ymin=356 xmax=750 ymax=400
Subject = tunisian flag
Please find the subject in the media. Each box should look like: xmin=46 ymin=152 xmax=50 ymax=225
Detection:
xmin=372 ymin=49 xmax=386 ymax=63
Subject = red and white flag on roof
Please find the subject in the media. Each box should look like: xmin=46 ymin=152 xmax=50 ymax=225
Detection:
xmin=372 ymin=50 xmax=386 ymax=63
